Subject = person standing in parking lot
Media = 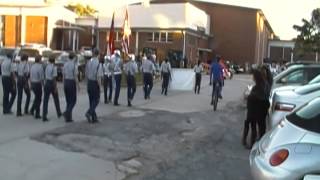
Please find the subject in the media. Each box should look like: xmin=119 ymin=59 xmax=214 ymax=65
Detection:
xmin=103 ymin=55 xmax=114 ymax=104
xmin=62 ymin=52 xmax=79 ymax=123
xmin=125 ymin=54 xmax=138 ymax=106
xmin=16 ymin=54 xmax=31 ymax=116
xmin=85 ymin=49 xmax=103 ymax=123
xmin=113 ymin=50 xmax=123 ymax=106
xmin=42 ymin=56 xmax=62 ymax=122
xmin=193 ymin=60 xmax=203 ymax=94
xmin=141 ymin=55 xmax=155 ymax=99
xmin=160 ymin=58 xmax=171 ymax=96
xmin=30 ymin=55 xmax=44 ymax=119
xmin=1 ymin=53 xmax=16 ymax=114
xmin=242 ymin=69 xmax=268 ymax=149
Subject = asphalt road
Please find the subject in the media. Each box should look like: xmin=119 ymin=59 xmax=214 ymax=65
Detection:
xmin=29 ymin=74 xmax=253 ymax=180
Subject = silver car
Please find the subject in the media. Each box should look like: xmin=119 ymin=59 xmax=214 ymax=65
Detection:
xmin=244 ymin=64 xmax=320 ymax=100
xmin=269 ymin=82 xmax=320 ymax=129
xmin=250 ymin=97 xmax=320 ymax=180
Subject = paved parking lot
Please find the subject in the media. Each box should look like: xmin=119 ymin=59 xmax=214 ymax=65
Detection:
xmin=0 ymin=74 xmax=253 ymax=180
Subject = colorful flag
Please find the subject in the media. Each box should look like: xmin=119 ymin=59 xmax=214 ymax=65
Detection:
xmin=121 ymin=9 xmax=131 ymax=55
xmin=107 ymin=12 xmax=115 ymax=56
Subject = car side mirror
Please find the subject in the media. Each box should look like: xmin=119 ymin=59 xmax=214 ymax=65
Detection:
xmin=280 ymin=78 xmax=287 ymax=84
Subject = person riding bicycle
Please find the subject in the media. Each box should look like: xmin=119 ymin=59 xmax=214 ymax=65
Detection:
xmin=210 ymin=56 xmax=224 ymax=102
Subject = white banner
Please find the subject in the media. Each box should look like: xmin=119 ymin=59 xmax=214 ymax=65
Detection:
xmin=170 ymin=68 xmax=194 ymax=90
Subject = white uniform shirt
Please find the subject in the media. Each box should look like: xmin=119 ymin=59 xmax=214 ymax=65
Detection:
xmin=161 ymin=61 xmax=171 ymax=73
xmin=86 ymin=57 xmax=103 ymax=81
xmin=30 ymin=63 xmax=44 ymax=83
xmin=141 ymin=59 xmax=155 ymax=74
xmin=1 ymin=58 xmax=15 ymax=77
xmin=45 ymin=63 xmax=57 ymax=80
xmin=63 ymin=60 xmax=78 ymax=80
xmin=194 ymin=64 xmax=204 ymax=73
xmin=17 ymin=62 xmax=30 ymax=77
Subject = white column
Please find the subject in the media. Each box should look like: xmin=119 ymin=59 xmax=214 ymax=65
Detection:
xmin=316 ymin=52 xmax=319 ymax=63
xmin=76 ymin=31 xmax=79 ymax=51
xmin=72 ymin=30 xmax=76 ymax=51
xmin=21 ymin=15 xmax=26 ymax=44
xmin=182 ymin=30 xmax=186 ymax=58
xmin=135 ymin=31 xmax=139 ymax=55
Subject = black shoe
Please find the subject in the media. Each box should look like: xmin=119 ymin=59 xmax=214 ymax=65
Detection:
xmin=210 ymin=101 xmax=213 ymax=105
xmin=114 ymin=103 xmax=120 ymax=106
xmin=128 ymin=101 xmax=132 ymax=107
xmin=35 ymin=115 xmax=41 ymax=119
xmin=58 ymin=113 xmax=62 ymax=118
xmin=92 ymin=119 xmax=99 ymax=124
xmin=17 ymin=112 xmax=22 ymax=117
xmin=66 ymin=120 xmax=74 ymax=123
xmin=24 ymin=111 xmax=29 ymax=115
xmin=42 ymin=117 xmax=49 ymax=122
xmin=218 ymin=95 xmax=223 ymax=99
xmin=104 ymin=100 xmax=109 ymax=104
xmin=4 ymin=111 xmax=13 ymax=115
xmin=85 ymin=113 xmax=91 ymax=123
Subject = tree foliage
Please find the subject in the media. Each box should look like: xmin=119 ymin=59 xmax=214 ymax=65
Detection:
xmin=66 ymin=3 xmax=98 ymax=17
xmin=293 ymin=8 xmax=320 ymax=57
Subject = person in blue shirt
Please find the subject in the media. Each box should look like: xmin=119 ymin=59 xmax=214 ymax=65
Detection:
xmin=210 ymin=56 xmax=223 ymax=102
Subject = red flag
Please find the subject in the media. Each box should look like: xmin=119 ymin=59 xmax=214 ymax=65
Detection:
xmin=107 ymin=12 xmax=115 ymax=56
xmin=121 ymin=9 xmax=131 ymax=54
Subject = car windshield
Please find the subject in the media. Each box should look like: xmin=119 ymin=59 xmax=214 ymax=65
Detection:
xmin=0 ymin=48 xmax=15 ymax=56
xmin=308 ymin=74 xmax=320 ymax=84
xmin=287 ymin=98 xmax=320 ymax=133
xmin=19 ymin=49 xmax=40 ymax=57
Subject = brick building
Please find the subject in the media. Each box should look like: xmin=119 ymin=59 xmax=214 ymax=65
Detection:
xmin=76 ymin=0 xmax=275 ymax=67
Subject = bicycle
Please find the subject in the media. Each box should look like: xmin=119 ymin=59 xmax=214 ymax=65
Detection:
xmin=211 ymin=81 xmax=220 ymax=111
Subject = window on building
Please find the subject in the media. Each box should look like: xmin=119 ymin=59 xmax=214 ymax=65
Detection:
xmin=147 ymin=32 xmax=153 ymax=42
xmin=167 ymin=33 xmax=173 ymax=42
xmin=147 ymin=32 xmax=174 ymax=43
xmin=160 ymin=32 xmax=166 ymax=42
xmin=154 ymin=32 xmax=160 ymax=42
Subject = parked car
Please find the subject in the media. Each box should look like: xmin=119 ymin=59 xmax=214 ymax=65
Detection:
xmin=80 ymin=46 xmax=92 ymax=58
xmin=15 ymin=43 xmax=51 ymax=63
xmin=269 ymin=82 xmax=320 ymax=129
xmin=250 ymin=97 xmax=320 ymax=180
xmin=55 ymin=51 xmax=86 ymax=82
xmin=244 ymin=64 xmax=320 ymax=100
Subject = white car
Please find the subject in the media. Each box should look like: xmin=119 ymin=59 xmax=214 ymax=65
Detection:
xmin=268 ymin=82 xmax=320 ymax=129
xmin=244 ymin=64 xmax=320 ymax=100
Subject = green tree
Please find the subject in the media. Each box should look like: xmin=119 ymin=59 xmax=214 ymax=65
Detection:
xmin=66 ymin=3 xmax=98 ymax=17
xmin=293 ymin=8 xmax=320 ymax=60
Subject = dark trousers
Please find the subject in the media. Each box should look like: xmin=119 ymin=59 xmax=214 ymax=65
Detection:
xmin=143 ymin=73 xmax=153 ymax=99
xmin=42 ymin=80 xmax=61 ymax=119
xmin=103 ymin=75 xmax=113 ymax=103
xmin=114 ymin=74 xmax=121 ymax=104
xmin=242 ymin=99 xmax=268 ymax=147
xmin=17 ymin=76 xmax=31 ymax=115
xmin=161 ymin=73 xmax=170 ymax=95
xmin=257 ymin=100 xmax=270 ymax=139
xmin=2 ymin=76 xmax=16 ymax=113
xmin=64 ymin=79 xmax=77 ymax=121
xmin=87 ymin=80 xmax=100 ymax=120
xmin=30 ymin=82 xmax=42 ymax=117
xmin=195 ymin=73 xmax=201 ymax=94
xmin=127 ymin=75 xmax=136 ymax=102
